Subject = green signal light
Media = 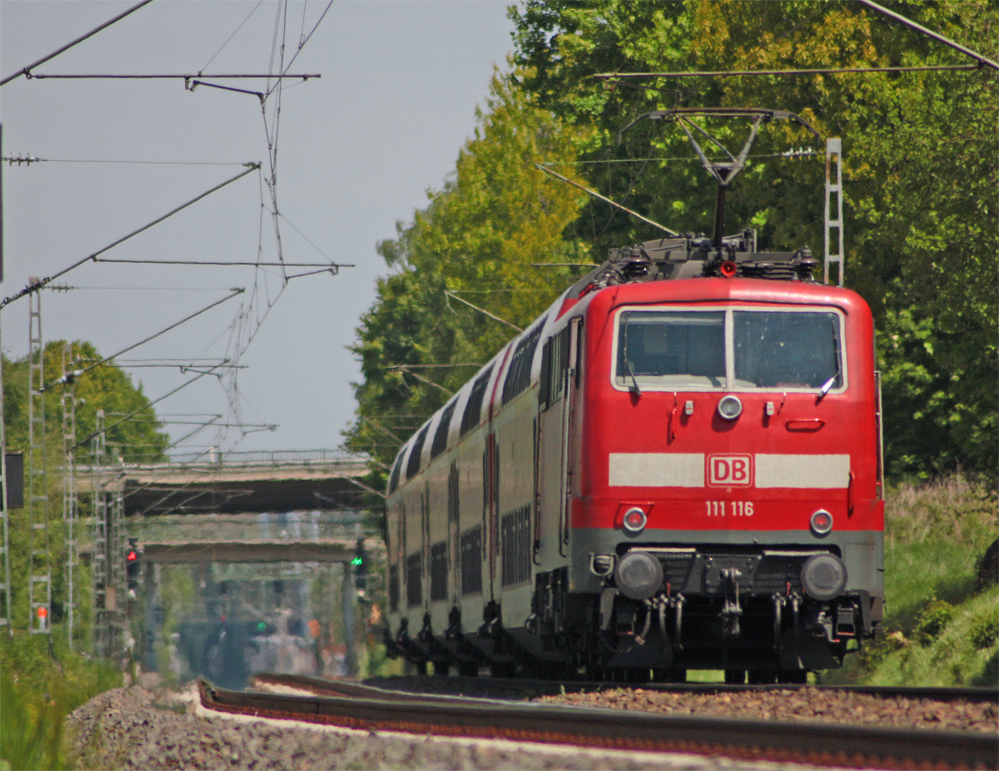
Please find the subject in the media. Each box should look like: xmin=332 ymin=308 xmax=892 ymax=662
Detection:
xmin=256 ymin=622 xmax=266 ymax=632
xmin=351 ymin=557 xmax=363 ymax=566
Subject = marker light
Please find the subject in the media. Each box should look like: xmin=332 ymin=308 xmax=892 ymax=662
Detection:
xmin=622 ymin=507 xmax=648 ymax=533
xmin=720 ymin=261 xmax=738 ymax=278
xmin=717 ymin=395 xmax=743 ymax=420
xmin=810 ymin=509 xmax=833 ymax=536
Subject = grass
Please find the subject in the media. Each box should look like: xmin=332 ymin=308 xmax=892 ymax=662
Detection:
xmin=862 ymin=587 xmax=998 ymax=687
xmin=882 ymin=476 xmax=997 ymax=631
xmin=822 ymin=475 xmax=998 ymax=686
xmin=0 ymin=629 xmax=122 ymax=771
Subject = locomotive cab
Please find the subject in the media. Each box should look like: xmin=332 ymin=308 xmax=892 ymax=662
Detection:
xmin=553 ymin=237 xmax=885 ymax=681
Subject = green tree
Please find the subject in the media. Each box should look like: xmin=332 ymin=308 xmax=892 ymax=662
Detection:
xmin=509 ymin=0 xmax=998 ymax=481
xmin=2 ymin=340 xmax=169 ymax=632
xmin=347 ymin=69 xmax=592 ymax=471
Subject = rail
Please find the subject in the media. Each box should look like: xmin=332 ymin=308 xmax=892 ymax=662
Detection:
xmin=199 ymin=675 xmax=998 ymax=770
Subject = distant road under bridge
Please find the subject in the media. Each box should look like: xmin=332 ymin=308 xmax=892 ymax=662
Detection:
xmin=81 ymin=449 xmax=374 ymax=516
xmin=140 ymin=539 xmax=382 ymax=564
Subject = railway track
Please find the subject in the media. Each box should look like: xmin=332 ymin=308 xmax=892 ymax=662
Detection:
xmin=199 ymin=675 xmax=998 ymax=770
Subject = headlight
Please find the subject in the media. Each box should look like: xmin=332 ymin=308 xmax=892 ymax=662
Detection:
xmin=800 ymin=553 xmax=847 ymax=601
xmin=614 ymin=551 xmax=663 ymax=600
xmin=717 ymin=395 xmax=743 ymax=420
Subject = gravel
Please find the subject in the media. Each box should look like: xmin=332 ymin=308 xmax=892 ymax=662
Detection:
xmin=367 ymin=676 xmax=999 ymax=735
xmin=65 ymin=684 xmax=745 ymax=770
xmin=534 ymin=686 xmax=999 ymax=734
xmin=65 ymin=677 xmax=998 ymax=770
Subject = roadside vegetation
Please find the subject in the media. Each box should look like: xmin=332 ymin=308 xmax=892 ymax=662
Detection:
xmin=1 ymin=344 xmax=162 ymax=770
xmin=820 ymin=476 xmax=998 ymax=686
xmin=0 ymin=631 xmax=121 ymax=771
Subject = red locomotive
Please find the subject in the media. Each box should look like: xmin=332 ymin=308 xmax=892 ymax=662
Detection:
xmin=383 ymin=113 xmax=884 ymax=682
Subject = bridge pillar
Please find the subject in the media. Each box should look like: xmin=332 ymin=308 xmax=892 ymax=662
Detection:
xmin=142 ymin=561 xmax=161 ymax=673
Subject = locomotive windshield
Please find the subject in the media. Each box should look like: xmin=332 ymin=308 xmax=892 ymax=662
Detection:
xmin=734 ymin=311 xmax=841 ymax=389
xmin=618 ymin=311 xmax=726 ymax=388
xmin=615 ymin=308 xmax=844 ymax=392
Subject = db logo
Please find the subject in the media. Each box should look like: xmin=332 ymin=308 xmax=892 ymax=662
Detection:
xmin=707 ymin=454 xmax=753 ymax=487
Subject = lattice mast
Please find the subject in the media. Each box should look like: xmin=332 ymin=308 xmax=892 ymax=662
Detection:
xmin=0 ymin=310 xmax=11 ymax=633
xmin=92 ymin=409 xmax=111 ymax=655
xmin=61 ymin=343 xmax=79 ymax=649
xmin=110 ymin=450 xmax=126 ymax=662
xmin=27 ymin=283 xmax=51 ymax=634
xmin=824 ymin=137 xmax=845 ymax=286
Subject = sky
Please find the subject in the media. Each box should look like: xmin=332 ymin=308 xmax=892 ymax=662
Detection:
xmin=0 ymin=0 xmax=517 ymax=456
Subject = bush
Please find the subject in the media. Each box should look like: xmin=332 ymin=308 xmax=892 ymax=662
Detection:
xmin=969 ymin=606 xmax=999 ymax=651
xmin=914 ymin=599 xmax=955 ymax=645
xmin=883 ymin=477 xmax=997 ymax=632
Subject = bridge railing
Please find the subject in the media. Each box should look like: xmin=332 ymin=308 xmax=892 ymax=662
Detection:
xmin=166 ymin=448 xmax=368 ymax=468
xmin=110 ymin=449 xmax=371 ymax=474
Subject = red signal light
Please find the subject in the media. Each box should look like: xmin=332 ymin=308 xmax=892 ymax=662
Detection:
xmin=127 ymin=550 xmax=137 ymax=561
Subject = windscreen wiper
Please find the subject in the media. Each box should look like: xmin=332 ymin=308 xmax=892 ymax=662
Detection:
xmin=816 ymin=320 xmax=842 ymax=403
xmin=622 ymin=316 xmax=641 ymax=396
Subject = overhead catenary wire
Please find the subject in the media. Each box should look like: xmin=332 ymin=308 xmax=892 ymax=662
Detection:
xmin=388 ymin=366 xmax=454 ymax=397
xmin=593 ymin=64 xmax=981 ymax=80
xmin=44 ymin=285 xmax=244 ymax=292
xmin=272 ymin=0 xmax=335 ymax=92
xmin=104 ymin=363 xmax=246 ymax=370
xmin=9 ymin=0 xmax=337 ymax=459
xmin=49 ymin=289 xmax=244 ymax=388
xmin=0 ymin=0 xmax=155 ymax=86
xmin=20 ymin=73 xmax=319 ymax=81
xmin=370 ymin=363 xmax=482 ymax=369
xmin=93 ymin=259 xmax=352 ymax=268
xmin=0 ymin=163 xmax=260 ymax=309
xmin=854 ymin=0 xmax=999 ymax=72
xmin=200 ymin=0 xmax=266 ymax=74
xmin=76 ymin=367 xmax=224 ymax=449
xmin=536 ymin=163 xmax=680 ymax=237
xmin=3 ymin=157 xmax=251 ymax=166
xmin=443 ymin=291 xmax=523 ymax=332
xmin=549 ymin=150 xmax=820 ymax=166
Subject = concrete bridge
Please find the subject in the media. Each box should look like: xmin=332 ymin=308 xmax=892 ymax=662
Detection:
xmin=81 ymin=449 xmax=374 ymax=516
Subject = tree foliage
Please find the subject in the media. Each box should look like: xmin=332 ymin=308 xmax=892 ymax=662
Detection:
xmin=2 ymin=340 xmax=169 ymax=631
xmin=346 ymin=70 xmax=592 ymax=470
xmin=350 ymin=1 xmax=998 ymax=485
xmin=508 ymin=0 xmax=998 ymax=481
xmin=4 ymin=340 xmax=169 ymax=463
